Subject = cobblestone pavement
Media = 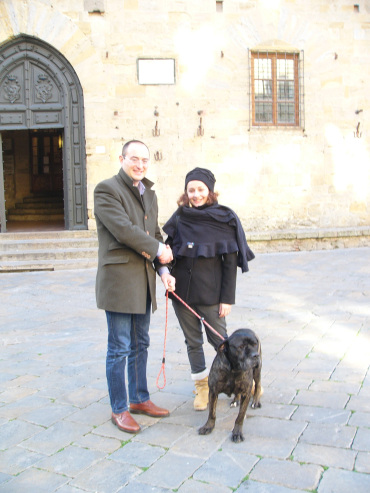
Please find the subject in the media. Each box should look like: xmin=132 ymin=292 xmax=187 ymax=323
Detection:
xmin=0 ymin=247 xmax=369 ymax=493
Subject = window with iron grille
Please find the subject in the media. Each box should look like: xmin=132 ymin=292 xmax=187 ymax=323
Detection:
xmin=249 ymin=50 xmax=304 ymax=128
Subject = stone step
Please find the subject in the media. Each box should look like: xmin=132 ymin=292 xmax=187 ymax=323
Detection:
xmin=6 ymin=213 xmax=65 ymax=221
xmin=0 ymin=230 xmax=98 ymax=272
xmin=23 ymin=195 xmax=63 ymax=204
xmin=7 ymin=194 xmax=64 ymax=222
xmin=1 ymin=246 xmax=98 ymax=262
xmin=8 ymin=208 xmax=64 ymax=215
xmin=0 ymin=236 xmax=98 ymax=251
xmin=0 ymin=258 xmax=98 ymax=272
xmin=14 ymin=202 xmax=63 ymax=210
xmin=0 ymin=230 xmax=96 ymax=240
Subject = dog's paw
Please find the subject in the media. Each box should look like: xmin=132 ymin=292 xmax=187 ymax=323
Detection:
xmin=231 ymin=432 xmax=245 ymax=443
xmin=198 ymin=425 xmax=214 ymax=435
xmin=251 ymin=401 xmax=261 ymax=409
xmin=230 ymin=400 xmax=239 ymax=408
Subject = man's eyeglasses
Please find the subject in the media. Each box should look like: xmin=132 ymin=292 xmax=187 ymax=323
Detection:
xmin=123 ymin=155 xmax=149 ymax=165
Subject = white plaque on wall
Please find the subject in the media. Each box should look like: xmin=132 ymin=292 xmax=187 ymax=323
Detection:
xmin=137 ymin=59 xmax=176 ymax=85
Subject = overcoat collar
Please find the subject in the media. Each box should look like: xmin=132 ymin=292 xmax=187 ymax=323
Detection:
xmin=118 ymin=168 xmax=155 ymax=211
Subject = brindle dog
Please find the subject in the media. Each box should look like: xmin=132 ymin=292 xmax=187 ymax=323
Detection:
xmin=198 ymin=328 xmax=262 ymax=442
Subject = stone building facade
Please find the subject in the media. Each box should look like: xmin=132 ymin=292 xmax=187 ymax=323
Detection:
xmin=0 ymin=0 xmax=369 ymax=237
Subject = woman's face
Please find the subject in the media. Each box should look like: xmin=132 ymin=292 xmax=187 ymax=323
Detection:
xmin=186 ymin=180 xmax=209 ymax=207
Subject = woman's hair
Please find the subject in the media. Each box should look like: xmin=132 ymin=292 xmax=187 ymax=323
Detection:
xmin=177 ymin=190 xmax=219 ymax=207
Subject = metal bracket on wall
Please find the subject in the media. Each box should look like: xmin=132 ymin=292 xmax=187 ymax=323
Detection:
xmin=354 ymin=122 xmax=362 ymax=138
xmin=197 ymin=110 xmax=204 ymax=136
xmin=152 ymin=107 xmax=160 ymax=136
xmin=154 ymin=151 xmax=162 ymax=161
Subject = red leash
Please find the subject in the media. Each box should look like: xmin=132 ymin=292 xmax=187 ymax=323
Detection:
xmin=171 ymin=291 xmax=226 ymax=342
xmin=156 ymin=290 xmax=225 ymax=390
xmin=156 ymin=290 xmax=169 ymax=389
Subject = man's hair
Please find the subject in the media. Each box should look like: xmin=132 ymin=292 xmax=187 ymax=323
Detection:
xmin=122 ymin=140 xmax=149 ymax=158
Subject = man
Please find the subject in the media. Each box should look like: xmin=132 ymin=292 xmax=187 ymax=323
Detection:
xmin=94 ymin=140 xmax=176 ymax=434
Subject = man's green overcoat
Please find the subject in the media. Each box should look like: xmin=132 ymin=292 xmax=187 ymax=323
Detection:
xmin=94 ymin=168 xmax=163 ymax=313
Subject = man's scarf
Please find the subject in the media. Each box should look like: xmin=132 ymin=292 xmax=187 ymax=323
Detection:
xmin=163 ymin=204 xmax=255 ymax=273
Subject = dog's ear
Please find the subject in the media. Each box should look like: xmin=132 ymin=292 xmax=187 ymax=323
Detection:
xmin=217 ymin=339 xmax=232 ymax=368
xmin=243 ymin=336 xmax=258 ymax=357
xmin=217 ymin=336 xmax=229 ymax=354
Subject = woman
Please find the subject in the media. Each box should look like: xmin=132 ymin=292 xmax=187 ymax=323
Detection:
xmin=163 ymin=167 xmax=255 ymax=411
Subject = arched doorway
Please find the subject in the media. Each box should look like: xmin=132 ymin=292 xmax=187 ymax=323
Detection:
xmin=0 ymin=35 xmax=87 ymax=232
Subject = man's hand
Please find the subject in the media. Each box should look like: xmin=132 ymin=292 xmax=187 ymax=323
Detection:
xmin=219 ymin=303 xmax=231 ymax=318
xmin=161 ymin=273 xmax=176 ymax=291
xmin=158 ymin=244 xmax=173 ymax=264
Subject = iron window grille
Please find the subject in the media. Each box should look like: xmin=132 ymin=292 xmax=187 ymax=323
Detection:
xmin=249 ymin=49 xmax=304 ymax=129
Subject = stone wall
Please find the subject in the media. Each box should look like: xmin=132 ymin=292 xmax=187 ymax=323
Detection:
xmin=0 ymin=0 xmax=369 ymax=232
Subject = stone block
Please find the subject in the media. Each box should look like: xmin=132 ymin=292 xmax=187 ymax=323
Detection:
xmin=293 ymin=442 xmax=356 ymax=470
xmin=137 ymin=451 xmax=204 ymax=489
xmin=352 ymin=427 xmax=370 ymax=452
xmin=318 ymin=468 xmax=370 ymax=493
xmin=355 ymin=452 xmax=370 ymax=474
xmin=21 ymin=421 xmax=91 ymax=456
xmin=177 ymin=478 xmax=231 ymax=492
xmin=250 ymin=457 xmax=322 ymax=491
xmin=300 ymin=423 xmax=356 ymax=448
xmin=292 ymin=390 xmax=350 ymax=409
xmin=243 ymin=416 xmax=306 ymax=442
xmin=0 ymin=420 xmax=42 ymax=450
xmin=70 ymin=459 xmax=140 ymax=491
xmin=222 ymin=435 xmax=296 ymax=460
xmin=133 ymin=421 xmax=190 ymax=448
xmin=0 ymin=468 xmax=68 ymax=493
xmin=193 ymin=449 xmax=258 ymax=489
xmin=36 ymin=445 xmax=105 ymax=477
xmin=115 ymin=438 xmax=165 ymax=468
xmin=291 ymin=406 xmax=351 ymax=425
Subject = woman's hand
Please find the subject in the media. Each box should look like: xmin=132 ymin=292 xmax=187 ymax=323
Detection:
xmin=219 ymin=303 xmax=231 ymax=318
xmin=161 ymin=272 xmax=176 ymax=292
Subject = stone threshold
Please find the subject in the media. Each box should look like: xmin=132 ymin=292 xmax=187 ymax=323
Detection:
xmin=245 ymin=226 xmax=370 ymax=253
xmin=245 ymin=226 xmax=370 ymax=241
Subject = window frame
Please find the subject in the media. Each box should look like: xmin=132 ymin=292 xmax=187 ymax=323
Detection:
xmin=250 ymin=50 xmax=304 ymax=129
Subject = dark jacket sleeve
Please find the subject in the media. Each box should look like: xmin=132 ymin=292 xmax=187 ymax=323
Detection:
xmin=220 ymin=252 xmax=238 ymax=305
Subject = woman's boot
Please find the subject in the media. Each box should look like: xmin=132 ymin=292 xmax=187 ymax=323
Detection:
xmin=193 ymin=376 xmax=209 ymax=411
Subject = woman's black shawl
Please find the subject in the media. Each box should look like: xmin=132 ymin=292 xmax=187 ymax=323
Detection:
xmin=163 ymin=204 xmax=255 ymax=273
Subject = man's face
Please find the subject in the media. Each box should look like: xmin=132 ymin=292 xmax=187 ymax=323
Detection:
xmin=120 ymin=142 xmax=150 ymax=185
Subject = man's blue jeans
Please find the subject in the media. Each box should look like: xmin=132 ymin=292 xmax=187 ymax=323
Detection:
xmin=105 ymin=297 xmax=151 ymax=414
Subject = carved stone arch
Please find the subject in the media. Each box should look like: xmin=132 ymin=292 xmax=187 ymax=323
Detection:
xmin=0 ymin=34 xmax=87 ymax=230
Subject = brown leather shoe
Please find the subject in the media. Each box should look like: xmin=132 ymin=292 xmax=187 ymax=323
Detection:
xmin=111 ymin=411 xmax=140 ymax=433
xmin=129 ymin=400 xmax=169 ymax=417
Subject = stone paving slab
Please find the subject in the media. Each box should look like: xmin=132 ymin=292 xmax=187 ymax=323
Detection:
xmin=0 ymin=247 xmax=369 ymax=491
xmin=237 ymin=481 xmax=306 ymax=492
xmin=299 ymin=422 xmax=357 ymax=448
xmin=249 ymin=457 xmax=323 ymax=490
xmin=318 ymin=468 xmax=370 ymax=493
xmin=355 ymin=451 xmax=370 ymax=474
xmin=193 ymin=449 xmax=258 ymax=488
xmin=178 ymin=478 xmax=231 ymax=492
xmin=292 ymin=442 xmax=357 ymax=470
xmin=70 ymin=459 xmax=141 ymax=492
xmin=290 ymin=405 xmax=351 ymax=425
xmin=135 ymin=451 xmax=204 ymax=489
